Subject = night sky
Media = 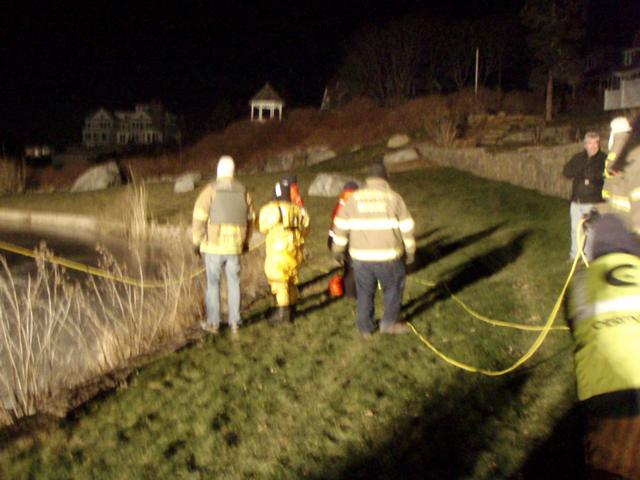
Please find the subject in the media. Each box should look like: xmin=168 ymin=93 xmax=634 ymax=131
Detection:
xmin=1 ymin=0 xmax=638 ymax=153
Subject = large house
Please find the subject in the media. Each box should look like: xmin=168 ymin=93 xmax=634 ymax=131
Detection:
xmin=82 ymin=101 xmax=181 ymax=148
xmin=604 ymin=42 xmax=640 ymax=111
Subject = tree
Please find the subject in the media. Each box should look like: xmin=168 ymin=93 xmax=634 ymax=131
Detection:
xmin=520 ymin=0 xmax=587 ymax=121
xmin=338 ymin=17 xmax=425 ymax=103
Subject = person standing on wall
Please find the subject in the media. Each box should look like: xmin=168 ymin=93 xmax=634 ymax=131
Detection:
xmin=331 ymin=162 xmax=415 ymax=336
xmin=562 ymin=131 xmax=606 ymax=261
xmin=192 ymin=155 xmax=255 ymax=336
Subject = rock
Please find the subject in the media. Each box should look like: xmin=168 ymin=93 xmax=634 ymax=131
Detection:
xmin=350 ymin=144 xmax=362 ymax=152
xmin=264 ymin=150 xmax=302 ymax=173
xmin=306 ymin=146 xmax=336 ymax=166
xmin=174 ymin=171 xmax=202 ymax=193
xmin=383 ymin=148 xmax=419 ymax=166
xmin=387 ymin=134 xmax=410 ymax=149
xmin=308 ymin=173 xmax=359 ymax=197
xmin=71 ymin=161 xmax=121 ymax=192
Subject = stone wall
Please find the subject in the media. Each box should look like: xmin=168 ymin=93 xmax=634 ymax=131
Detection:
xmin=414 ymin=142 xmax=584 ymax=199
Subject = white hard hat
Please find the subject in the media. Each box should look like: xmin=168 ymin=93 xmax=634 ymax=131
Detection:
xmin=216 ymin=155 xmax=235 ymax=179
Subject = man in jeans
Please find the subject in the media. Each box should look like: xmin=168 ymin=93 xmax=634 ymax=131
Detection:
xmin=192 ymin=155 xmax=255 ymax=335
xmin=562 ymin=132 xmax=606 ymax=261
xmin=331 ymin=163 xmax=415 ymax=336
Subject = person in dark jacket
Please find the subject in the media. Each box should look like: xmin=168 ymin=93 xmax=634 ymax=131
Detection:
xmin=562 ymin=132 xmax=607 ymax=261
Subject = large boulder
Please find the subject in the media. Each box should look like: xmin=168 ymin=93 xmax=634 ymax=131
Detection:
xmin=174 ymin=171 xmax=202 ymax=193
xmin=306 ymin=146 xmax=336 ymax=166
xmin=383 ymin=148 xmax=419 ymax=166
xmin=71 ymin=161 xmax=121 ymax=192
xmin=387 ymin=134 xmax=410 ymax=149
xmin=264 ymin=150 xmax=302 ymax=173
xmin=308 ymin=173 xmax=359 ymax=197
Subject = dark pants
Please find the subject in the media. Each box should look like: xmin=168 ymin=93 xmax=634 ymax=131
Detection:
xmin=343 ymin=256 xmax=357 ymax=299
xmin=352 ymin=259 xmax=405 ymax=333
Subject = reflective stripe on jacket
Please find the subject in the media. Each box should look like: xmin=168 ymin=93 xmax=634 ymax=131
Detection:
xmin=603 ymin=134 xmax=640 ymax=234
xmin=259 ymin=200 xmax=310 ymax=282
xmin=192 ymin=179 xmax=255 ymax=255
xmin=331 ymin=178 xmax=415 ymax=262
xmin=570 ymin=252 xmax=640 ymax=401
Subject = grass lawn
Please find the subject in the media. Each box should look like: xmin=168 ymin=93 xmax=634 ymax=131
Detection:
xmin=0 ymin=155 xmax=583 ymax=479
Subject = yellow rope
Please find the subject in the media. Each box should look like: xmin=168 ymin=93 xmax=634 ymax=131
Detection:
xmin=0 ymin=222 xmax=584 ymax=377
xmin=0 ymin=238 xmax=264 ymax=289
xmin=409 ymin=277 xmax=569 ymax=332
xmin=407 ymin=253 xmax=580 ymax=376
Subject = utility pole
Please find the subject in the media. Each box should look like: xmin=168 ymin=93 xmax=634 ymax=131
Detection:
xmin=475 ymin=47 xmax=479 ymax=96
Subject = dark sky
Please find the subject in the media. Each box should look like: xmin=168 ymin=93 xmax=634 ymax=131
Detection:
xmin=1 ymin=0 xmax=638 ymax=152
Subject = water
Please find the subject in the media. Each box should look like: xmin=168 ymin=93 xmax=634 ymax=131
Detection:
xmin=0 ymin=222 xmax=166 ymax=280
xmin=0 ymin=222 xmax=173 ymax=414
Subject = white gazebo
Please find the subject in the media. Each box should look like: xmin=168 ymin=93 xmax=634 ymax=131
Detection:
xmin=250 ymin=83 xmax=284 ymax=122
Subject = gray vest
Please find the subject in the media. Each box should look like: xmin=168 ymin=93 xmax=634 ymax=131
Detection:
xmin=209 ymin=181 xmax=248 ymax=225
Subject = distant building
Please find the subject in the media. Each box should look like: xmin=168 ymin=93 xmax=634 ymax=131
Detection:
xmin=82 ymin=101 xmax=181 ymax=148
xmin=604 ymin=41 xmax=640 ymax=111
xmin=250 ymin=83 xmax=284 ymax=121
xmin=24 ymin=144 xmax=53 ymax=159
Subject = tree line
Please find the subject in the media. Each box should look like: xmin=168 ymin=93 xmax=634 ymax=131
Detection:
xmin=337 ymin=0 xmax=588 ymax=121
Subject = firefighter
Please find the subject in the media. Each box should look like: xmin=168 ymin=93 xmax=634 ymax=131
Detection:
xmin=259 ymin=177 xmax=310 ymax=324
xmin=192 ymin=155 xmax=255 ymax=335
xmin=331 ymin=163 xmax=415 ymax=336
xmin=568 ymin=213 xmax=640 ymax=478
xmin=328 ymin=181 xmax=359 ymax=299
xmin=602 ymin=115 xmax=640 ymax=236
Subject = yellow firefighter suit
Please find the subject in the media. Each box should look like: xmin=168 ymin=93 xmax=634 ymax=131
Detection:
xmin=259 ymin=200 xmax=310 ymax=307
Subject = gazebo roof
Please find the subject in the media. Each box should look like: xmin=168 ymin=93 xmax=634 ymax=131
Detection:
xmin=251 ymin=83 xmax=284 ymax=104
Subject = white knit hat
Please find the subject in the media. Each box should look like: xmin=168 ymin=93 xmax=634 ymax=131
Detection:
xmin=216 ymin=155 xmax=235 ymax=179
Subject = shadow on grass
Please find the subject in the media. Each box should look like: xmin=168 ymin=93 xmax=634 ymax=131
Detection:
xmin=403 ymin=231 xmax=530 ymax=321
xmin=299 ymin=266 xmax=341 ymax=291
xmin=240 ymin=268 xmax=342 ymax=325
xmin=306 ymin=373 xmax=530 ymax=479
xmin=411 ymin=223 xmax=505 ymax=274
xmin=515 ymin=405 xmax=586 ymax=479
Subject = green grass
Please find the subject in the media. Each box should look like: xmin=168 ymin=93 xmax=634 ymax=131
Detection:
xmin=0 ymin=158 xmax=583 ymax=479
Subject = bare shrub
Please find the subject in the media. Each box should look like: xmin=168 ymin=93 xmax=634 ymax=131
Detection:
xmin=0 ymin=253 xmax=92 ymax=419
xmin=0 ymin=231 xmax=195 ymax=424
xmin=0 ymin=157 xmax=25 ymax=193
xmin=500 ymin=91 xmax=542 ymax=115
xmin=107 ymin=176 xmax=149 ymax=242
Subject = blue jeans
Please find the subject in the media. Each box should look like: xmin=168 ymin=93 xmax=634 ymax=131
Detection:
xmin=204 ymin=254 xmax=241 ymax=328
xmin=352 ymin=259 xmax=406 ymax=333
xmin=570 ymin=201 xmax=594 ymax=260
